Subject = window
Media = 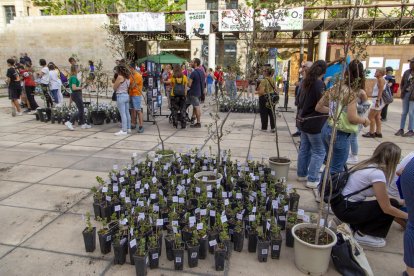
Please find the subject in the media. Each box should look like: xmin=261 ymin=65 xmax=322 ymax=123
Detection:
xmin=226 ymin=0 xmax=238 ymax=9
xmin=206 ymin=0 xmax=218 ymax=22
xmin=202 ymin=39 xmax=237 ymax=68
xmin=4 ymin=6 xmax=16 ymax=24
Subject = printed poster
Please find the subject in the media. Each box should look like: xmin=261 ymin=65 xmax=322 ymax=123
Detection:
xmin=219 ymin=8 xmax=254 ymax=32
xmin=260 ymin=7 xmax=304 ymax=31
xmin=185 ymin=10 xmax=210 ymax=38
xmin=119 ymin=12 xmax=165 ymax=32
xmin=384 ymin=59 xmax=400 ymax=71
xmin=368 ymin=57 xmax=384 ymax=68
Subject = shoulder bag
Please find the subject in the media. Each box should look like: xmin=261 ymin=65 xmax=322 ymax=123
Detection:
xmin=266 ymin=79 xmax=280 ymax=105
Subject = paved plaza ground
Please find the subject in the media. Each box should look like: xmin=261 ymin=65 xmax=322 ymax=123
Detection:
xmin=0 ymin=94 xmax=410 ymax=276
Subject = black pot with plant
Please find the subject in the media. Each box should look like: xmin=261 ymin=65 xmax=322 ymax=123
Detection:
xmin=285 ymin=211 xmax=298 ymax=248
xmin=214 ymin=243 xmax=226 ymax=271
xmin=233 ymin=221 xmax=244 ymax=252
xmin=173 ymin=234 xmax=185 ymax=270
xmin=247 ymin=223 xmax=258 ymax=253
xmin=288 ymin=189 xmax=300 ymax=212
xmin=208 ymin=230 xmax=219 ymax=254
xmin=112 ymin=231 xmax=127 ymax=265
xmin=164 ymin=234 xmax=175 ymax=261
xmin=147 ymin=234 xmax=160 ymax=269
xmin=256 ymin=230 xmax=270 ymax=263
xmin=133 ymin=238 xmax=148 ymax=276
xmin=219 ymin=226 xmax=231 ymax=260
xmin=97 ymin=217 xmax=111 ymax=254
xmin=269 ymin=220 xmax=282 ymax=259
xmin=187 ymin=230 xmax=200 ymax=268
xmin=82 ymin=212 xmax=96 ymax=252
xmin=198 ymin=225 xmax=208 ymax=259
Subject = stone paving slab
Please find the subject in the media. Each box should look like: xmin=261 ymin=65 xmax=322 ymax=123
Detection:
xmin=30 ymin=135 xmax=82 ymax=145
xmin=51 ymin=145 xmax=104 ymax=156
xmin=0 ymin=248 xmax=110 ymax=276
xmin=69 ymin=157 xmax=132 ymax=172
xmin=20 ymin=153 xmax=84 ymax=168
xmin=11 ymin=142 xmax=61 ymax=153
xmin=0 ymin=245 xmax=13 ymax=259
xmin=69 ymin=137 xmax=119 ymax=148
xmin=0 ymin=164 xmax=61 ymax=183
xmin=0 ymin=181 xmax=32 ymax=200
xmin=39 ymin=169 xmax=107 ymax=189
xmin=0 ymin=150 xmax=40 ymax=163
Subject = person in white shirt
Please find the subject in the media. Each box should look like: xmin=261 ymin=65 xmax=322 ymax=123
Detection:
xmin=37 ymin=59 xmax=53 ymax=107
xmin=331 ymin=142 xmax=408 ymax=248
xmin=48 ymin=63 xmax=60 ymax=104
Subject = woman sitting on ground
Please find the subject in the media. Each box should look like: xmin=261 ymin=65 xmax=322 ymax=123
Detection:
xmin=331 ymin=142 xmax=408 ymax=248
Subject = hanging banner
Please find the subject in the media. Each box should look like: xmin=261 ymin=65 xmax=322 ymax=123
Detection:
xmin=219 ymin=8 xmax=254 ymax=32
xmin=119 ymin=12 xmax=165 ymax=32
xmin=260 ymin=7 xmax=304 ymax=31
xmin=185 ymin=10 xmax=210 ymax=38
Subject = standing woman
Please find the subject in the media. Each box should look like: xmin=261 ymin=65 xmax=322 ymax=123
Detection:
xmin=256 ymin=67 xmax=277 ymax=132
xmin=362 ymin=68 xmax=386 ymax=138
xmin=64 ymin=65 xmax=91 ymax=130
xmin=6 ymin=58 xmax=23 ymax=116
xmin=113 ymin=65 xmax=131 ymax=136
xmin=48 ymin=63 xmax=60 ymax=104
xmin=20 ymin=63 xmax=39 ymax=111
xmin=296 ymin=61 xmax=328 ymax=188
xmin=206 ymin=68 xmax=214 ymax=97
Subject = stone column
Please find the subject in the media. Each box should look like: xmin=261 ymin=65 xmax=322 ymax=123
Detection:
xmin=208 ymin=33 xmax=216 ymax=69
xmin=318 ymin=31 xmax=329 ymax=61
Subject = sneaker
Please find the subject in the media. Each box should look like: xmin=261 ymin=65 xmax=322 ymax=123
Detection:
xmin=81 ymin=124 xmax=92 ymax=129
xmin=190 ymin=123 xmax=201 ymax=128
xmin=137 ymin=126 xmax=144 ymax=133
xmin=297 ymin=176 xmax=307 ymax=182
xmin=23 ymin=109 xmax=31 ymax=113
xmin=395 ymin=129 xmax=404 ymax=136
xmin=16 ymin=112 xmax=23 ymax=116
xmin=362 ymin=132 xmax=376 ymax=138
xmin=402 ymin=130 xmax=414 ymax=137
xmin=127 ymin=129 xmax=132 ymax=134
xmin=65 ymin=121 xmax=74 ymax=131
xmin=11 ymin=108 xmax=16 ymax=117
xmin=292 ymin=131 xmax=301 ymax=137
xmin=181 ymin=125 xmax=186 ymax=129
xmin=347 ymin=154 xmax=358 ymax=165
xmin=375 ymin=132 xmax=383 ymax=138
xmin=260 ymin=129 xmax=267 ymax=132
xmin=319 ymin=164 xmax=326 ymax=173
xmin=115 ymin=130 xmax=128 ymax=136
xmin=306 ymin=181 xmax=319 ymax=189
xmin=131 ymin=125 xmax=137 ymax=130
xmin=270 ymin=129 xmax=276 ymax=133
xmin=354 ymin=231 xmax=386 ymax=248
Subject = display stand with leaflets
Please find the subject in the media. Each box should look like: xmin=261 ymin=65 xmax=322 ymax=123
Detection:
xmin=145 ymin=74 xmax=168 ymax=124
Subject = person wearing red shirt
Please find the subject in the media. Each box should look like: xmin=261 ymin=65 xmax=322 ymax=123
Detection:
xmin=20 ymin=63 xmax=38 ymax=111
xmin=214 ymin=66 xmax=224 ymax=97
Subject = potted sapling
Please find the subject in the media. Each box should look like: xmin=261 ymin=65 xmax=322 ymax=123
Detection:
xmin=269 ymin=219 xmax=282 ymax=259
xmin=214 ymin=241 xmax=226 ymax=271
xmin=256 ymin=225 xmax=270 ymax=263
xmin=198 ymin=218 xmax=208 ymax=260
xmin=219 ymin=224 xmax=231 ymax=260
xmin=247 ymin=218 xmax=258 ymax=253
xmin=187 ymin=230 xmax=200 ymax=268
xmin=286 ymin=211 xmax=298 ymax=248
xmin=173 ymin=233 xmax=185 ymax=270
xmin=82 ymin=212 xmax=96 ymax=252
xmin=233 ymin=220 xmax=244 ymax=252
xmin=276 ymin=198 xmax=287 ymax=230
xmin=288 ymin=188 xmax=300 ymax=212
xmin=112 ymin=229 xmax=127 ymax=265
xmin=97 ymin=216 xmax=111 ymax=254
xmin=147 ymin=234 xmax=160 ymax=269
xmin=133 ymin=238 xmax=148 ymax=276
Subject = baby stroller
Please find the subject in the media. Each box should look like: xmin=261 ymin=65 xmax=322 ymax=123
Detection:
xmin=169 ymin=97 xmax=193 ymax=128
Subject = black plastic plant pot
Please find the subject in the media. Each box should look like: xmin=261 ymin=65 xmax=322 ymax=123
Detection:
xmin=181 ymin=229 xmax=192 ymax=249
xmin=247 ymin=230 xmax=258 ymax=253
xmin=100 ymin=203 xmax=113 ymax=220
xmin=113 ymin=242 xmax=127 ymax=265
xmin=233 ymin=230 xmax=244 ymax=252
xmin=148 ymin=247 xmax=160 ymax=269
xmin=91 ymin=110 xmax=106 ymax=125
xmin=92 ymin=202 xmax=101 ymax=219
xmin=173 ymin=248 xmax=184 ymax=270
xmin=37 ymin=108 xmax=46 ymax=122
xmin=164 ymin=235 xmax=175 ymax=261
xmin=208 ymin=231 xmax=219 ymax=254
xmin=133 ymin=254 xmax=148 ymax=276
xmin=257 ymin=238 xmax=270 ymax=263
xmin=222 ymin=239 xmax=231 ymax=260
xmin=129 ymin=245 xmax=137 ymax=265
xmin=214 ymin=245 xmax=226 ymax=271
xmin=198 ymin=237 xmax=208 ymax=260
xmin=187 ymin=244 xmax=199 ymax=268
xmin=108 ymin=221 xmax=119 ymax=237
xmin=82 ymin=227 xmax=96 ymax=252
xmin=288 ymin=193 xmax=300 ymax=212
xmin=286 ymin=225 xmax=295 ymax=248
xmin=270 ymin=238 xmax=283 ymax=259
xmin=277 ymin=210 xmax=286 ymax=230
xmin=98 ymin=232 xmax=111 ymax=254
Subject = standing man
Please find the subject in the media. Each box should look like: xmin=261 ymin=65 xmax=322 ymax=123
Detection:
xmin=214 ymin=66 xmax=224 ymax=97
xmin=129 ymin=63 xmax=144 ymax=133
xmin=6 ymin=58 xmax=23 ymax=116
xmin=187 ymin=58 xmax=204 ymax=128
xmin=140 ymin=63 xmax=148 ymax=88
xmin=24 ymin=53 xmax=32 ymax=66
xmin=396 ymin=58 xmax=414 ymax=137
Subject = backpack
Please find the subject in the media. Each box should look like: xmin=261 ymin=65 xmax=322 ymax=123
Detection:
xmin=318 ymin=167 xmax=375 ymax=204
xmin=173 ymin=77 xmax=185 ymax=96
xmin=381 ymin=85 xmax=393 ymax=105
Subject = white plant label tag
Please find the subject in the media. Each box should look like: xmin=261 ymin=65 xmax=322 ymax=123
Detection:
xmin=224 ymin=199 xmax=229 ymax=206
xmin=106 ymin=196 xmax=111 ymax=202
xmin=210 ymin=210 xmax=216 ymax=217
xmin=129 ymin=238 xmax=136 ymax=248
xmin=206 ymin=185 xmax=212 ymax=191
xmin=202 ymin=176 xmax=208 ymax=182
xmin=102 ymin=187 xmax=108 ymax=193
xmin=298 ymin=209 xmax=305 ymax=216
xmin=150 ymin=193 xmax=156 ymax=199
xmin=252 ymin=207 xmax=256 ymax=213
xmin=319 ymin=219 xmax=325 ymax=227
xmin=279 ymin=216 xmax=286 ymax=221
xmin=114 ymin=205 xmax=121 ymax=212
xmin=197 ymin=223 xmax=203 ymax=230
xmin=249 ymin=215 xmax=256 ymax=222
xmin=200 ymin=209 xmax=207 ymax=216
xmin=152 ymin=177 xmax=157 ymax=184
xmin=135 ymin=182 xmax=141 ymax=189
xmin=236 ymin=193 xmax=242 ymax=199
xmin=196 ymin=187 xmax=201 ymax=193
xmin=113 ymin=185 xmax=119 ymax=192
xmin=302 ymin=214 xmax=310 ymax=222
xmin=261 ymin=249 xmax=268 ymax=255
xmin=179 ymin=197 xmax=185 ymax=204
xmin=153 ymin=205 xmax=159 ymax=212
xmin=284 ymin=205 xmax=289 ymax=212
xmin=189 ymin=216 xmax=196 ymax=224
xmin=173 ymin=226 xmax=178 ymax=233
xmin=156 ymin=219 xmax=164 ymax=226
xmin=237 ymin=213 xmax=243 ymax=220
xmin=172 ymin=220 xmax=178 ymax=226
xmin=209 ymin=239 xmax=217 ymax=247
xmin=221 ymin=215 xmax=228 ymax=224
xmin=271 ymin=171 xmax=276 ymax=176
xmin=191 ymin=252 xmax=197 ymax=259
xmin=207 ymin=192 xmax=212 ymax=198
xmin=273 ymin=245 xmax=280 ymax=250
xmin=152 ymin=253 xmax=158 ymax=260
xmin=119 ymin=177 xmax=125 ymax=183
xmin=106 ymin=235 xmax=111 ymax=242
xmin=173 ymin=196 xmax=178 ymax=203
xmin=175 ymin=257 xmax=181 ymax=263
xmin=125 ymin=197 xmax=131 ymax=203
xmin=195 ymin=208 xmax=200 ymax=214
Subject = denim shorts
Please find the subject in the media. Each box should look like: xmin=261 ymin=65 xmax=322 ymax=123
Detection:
xmin=404 ymin=221 xmax=414 ymax=267
xmin=186 ymin=95 xmax=200 ymax=107
xmin=130 ymin=96 xmax=142 ymax=111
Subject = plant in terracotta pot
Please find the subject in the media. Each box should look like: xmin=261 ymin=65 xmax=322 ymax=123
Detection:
xmin=82 ymin=212 xmax=96 ymax=252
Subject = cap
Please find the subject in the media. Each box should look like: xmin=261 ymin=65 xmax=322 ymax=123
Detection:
xmin=385 ymin=66 xmax=393 ymax=72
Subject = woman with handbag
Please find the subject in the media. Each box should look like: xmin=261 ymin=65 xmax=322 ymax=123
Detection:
xmin=316 ymin=60 xmax=370 ymax=174
xmin=113 ymin=65 xmax=131 ymax=136
xmin=362 ymin=68 xmax=387 ymax=138
xmin=296 ymin=61 xmax=328 ymax=189
xmin=331 ymin=142 xmax=407 ymax=248
xmin=256 ymin=67 xmax=278 ymax=132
